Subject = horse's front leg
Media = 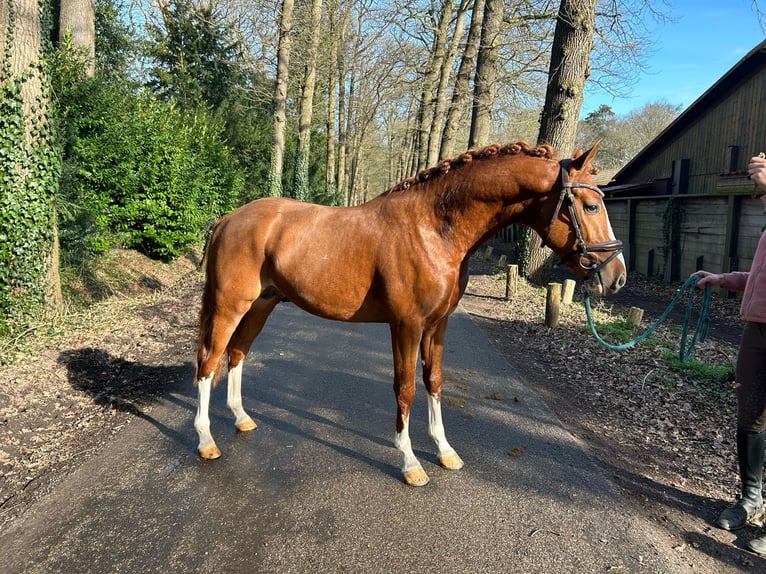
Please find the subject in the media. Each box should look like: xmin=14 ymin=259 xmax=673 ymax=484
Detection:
xmin=391 ymin=322 xmax=430 ymax=486
xmin=421 ymin=318 xmax=464 ymax=471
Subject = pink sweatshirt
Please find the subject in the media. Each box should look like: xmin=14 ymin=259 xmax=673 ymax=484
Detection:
xmin=722 ymin=230 xmax=766 ymax=323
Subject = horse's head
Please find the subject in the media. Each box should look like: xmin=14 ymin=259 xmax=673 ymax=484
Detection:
xmin=540 ymin=142 xmax=627 ymax=296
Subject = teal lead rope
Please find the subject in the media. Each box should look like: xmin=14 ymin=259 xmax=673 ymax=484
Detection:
xmin=583 ymin=274 xmax=712 ymax=363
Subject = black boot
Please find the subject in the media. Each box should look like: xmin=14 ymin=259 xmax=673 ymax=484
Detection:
xmin=717 ymin=429 xmax=765 ymax=530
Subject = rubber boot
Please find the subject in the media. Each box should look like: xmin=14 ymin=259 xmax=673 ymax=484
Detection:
xmin=717 ymin=429 xmax=765 ymax=530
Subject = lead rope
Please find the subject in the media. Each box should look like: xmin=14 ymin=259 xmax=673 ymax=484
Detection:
xmin=583 ymin=274 xmax=712 ymax=362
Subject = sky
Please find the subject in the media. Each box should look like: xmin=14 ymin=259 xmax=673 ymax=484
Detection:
xmin=581 ymin=0 xmax=766 ymax=118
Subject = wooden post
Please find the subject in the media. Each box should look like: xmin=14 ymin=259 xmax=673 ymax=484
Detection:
xmin=561 ymin=279 xmax=576 ymax=304
xmin=484 ymin=245 xmax=493 ymax=259
xmin=545 ymin=282 xmax=561 ymax=328
xmin=627 ymin=307 xmax=644 ymax=332
xmin=505 ymin=264 xmax=518 ymax=299
xmin=498 ymin=254 xmax=507 ymax=267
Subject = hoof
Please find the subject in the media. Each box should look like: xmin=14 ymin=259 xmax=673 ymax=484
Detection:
xmin=403 ymin=467 xmax=430 ymax=487
xmin=198 ymin=444 xmax=222 ymax=460
xmin=236 ymin=417 xmax=257 ymax=432
xmin=439 ymin=450 xmax=464 ymax=470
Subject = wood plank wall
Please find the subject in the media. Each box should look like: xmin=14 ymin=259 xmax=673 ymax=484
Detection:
xmin=604 ymin=195 xmax=765 ymax=282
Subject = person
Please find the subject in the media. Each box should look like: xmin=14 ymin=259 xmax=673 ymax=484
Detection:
xmin=693 ymin=153 xmax=766 ymax=555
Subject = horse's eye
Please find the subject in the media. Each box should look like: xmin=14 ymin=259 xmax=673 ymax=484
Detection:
xmin=583 ymin=203 xmax=600 ymax=214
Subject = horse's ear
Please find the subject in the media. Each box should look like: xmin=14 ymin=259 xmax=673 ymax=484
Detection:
xmin=570 ymin=140 xmax=602 ymax=170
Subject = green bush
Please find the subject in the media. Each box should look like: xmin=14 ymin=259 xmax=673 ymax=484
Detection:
xmin=60 ymin=83 xmax=243 ymax=261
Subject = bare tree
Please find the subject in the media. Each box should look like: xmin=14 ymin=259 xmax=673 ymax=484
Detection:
xmin=577 ymin=100 xmax=681 ymax=168
xmin=468 ymin=0 xmax=502 ymax=148
xmin=324 ymin=0 xmax=347 ymax=204
xmin=268 ymin=0 xmax=295 ymax=197
xmin=523 ymin=0 xmax=597 ymax=286
xmin=413 ymin=0 xmax=453 ymax=172
xmin=537 ymin=0 xmax=596 ymax=153
xmin=221 ymin=0 xmax=668 ymax=207
xmin=293 ymin=0 xmax=324 ymax=202
xmin=426 ymin=0 xmax=470 ymax=165
xmin=441 ymin=0 xmax=484 ymax=159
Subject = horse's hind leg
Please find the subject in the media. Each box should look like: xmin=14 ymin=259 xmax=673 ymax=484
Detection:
xmin=196 ymin=372 xmax=219 ymax=459
xmin=421 ymin=318 xmax=464 ymax=471
xmin=225 ymin=296 xmax=280 ymax=432
xmin=196 ymin=308 xmax=247 ymax=460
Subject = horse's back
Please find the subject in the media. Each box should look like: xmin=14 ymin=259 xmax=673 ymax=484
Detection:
xmin=206 ymin=198 xmax=386 ymax=319
xmin=210 ymin=197 xmax=323 ymax=256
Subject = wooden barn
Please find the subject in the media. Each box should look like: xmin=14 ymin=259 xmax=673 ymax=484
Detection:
xmin=602 ymin=39 xmax=766 ymax=285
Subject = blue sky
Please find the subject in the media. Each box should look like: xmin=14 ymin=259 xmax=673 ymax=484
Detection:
xmin=582 ymin=0 xmax=766 ymax=117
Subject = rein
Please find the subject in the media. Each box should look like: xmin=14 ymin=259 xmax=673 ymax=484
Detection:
xmin=583 ymin=274 xmax=712 ymax=363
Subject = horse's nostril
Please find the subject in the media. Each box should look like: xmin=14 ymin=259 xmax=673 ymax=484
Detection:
xmin=616 ymin=273 xmax=627 ymax=289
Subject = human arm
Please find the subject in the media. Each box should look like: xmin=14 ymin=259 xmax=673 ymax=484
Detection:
xmin=691 ymin=269 xmax=749 ymax=291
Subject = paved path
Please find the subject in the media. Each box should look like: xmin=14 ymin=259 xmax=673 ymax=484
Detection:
xmin=1 ymin=304 xmax=691 ymax=573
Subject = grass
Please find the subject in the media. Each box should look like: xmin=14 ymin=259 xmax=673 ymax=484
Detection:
xmin=584 ymin=299 xmax=736 ymax=395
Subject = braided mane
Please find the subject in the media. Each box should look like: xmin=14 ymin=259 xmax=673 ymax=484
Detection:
xmin=386 ymin=141 xmax=557 ymax=194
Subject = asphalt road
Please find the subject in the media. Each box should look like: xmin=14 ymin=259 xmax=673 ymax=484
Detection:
xmin=1 ymin=304 xmax=691 ymax=573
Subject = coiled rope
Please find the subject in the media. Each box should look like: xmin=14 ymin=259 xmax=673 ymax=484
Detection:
xmin=583 ymin=274 xmax=712 ymax=363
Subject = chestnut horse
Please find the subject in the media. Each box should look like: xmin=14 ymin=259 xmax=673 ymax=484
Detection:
xmin=194 ymin=141 xmax=626 ymax=486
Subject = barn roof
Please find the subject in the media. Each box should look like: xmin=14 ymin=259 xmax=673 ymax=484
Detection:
xmin=607 ymin=39 xmax=766 ymax=187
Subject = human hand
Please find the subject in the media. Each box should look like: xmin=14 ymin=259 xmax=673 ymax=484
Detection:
xmin=748 ymin=153 xmax=766 ymax=191
xmin=692 ymin=270 xmax=725 ymax=288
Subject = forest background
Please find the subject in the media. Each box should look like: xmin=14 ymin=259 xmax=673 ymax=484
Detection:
xmin=0 ymin=0 xmax=755 ymax=342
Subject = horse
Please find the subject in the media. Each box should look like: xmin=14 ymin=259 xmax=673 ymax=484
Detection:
xmin=193 ymin=140 xmax=626 ymax=486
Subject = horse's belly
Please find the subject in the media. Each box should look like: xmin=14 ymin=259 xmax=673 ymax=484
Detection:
xmin=269 ymin=264 xmax=383 ymax=323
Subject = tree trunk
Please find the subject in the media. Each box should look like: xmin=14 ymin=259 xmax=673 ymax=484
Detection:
xmin=336 ymin=7 xmax=352 ymax=205
xmin=268 ymin=0 xmax=295 ymax=198
xmin=427 ymin=0 xmax=469 ymax=165
xmin=415 ymin=0 xmax=452 ymax=171
xmin=1 ymin=0 xmax=62 ymax=319
xmin=293 ymin=0 xmax=323 ymax=202
xmin=341 ymin=9 xmax=365 ymax=205
xmin=340 ymin=62 xmax=354 ymax=204
xmin=525 ymin=0 xmax=597 ymax=286
xmin=441 ymin=0 xmax=485 ymax=159
xmin=337 ymin=70 xmax=347 ymax=204
xmin=58 ymin=0 xmax=95 ymax=77
xmin=468 ymin=0 xmax=502 ymax=148
xmin=538 ymin=0 xmax=596 ymax=152
xmin=325 ymin=3 xmax=340 ymax=204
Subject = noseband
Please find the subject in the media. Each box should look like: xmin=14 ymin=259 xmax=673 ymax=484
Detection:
xmin=543 ymin=159 xmax=624 ymax=277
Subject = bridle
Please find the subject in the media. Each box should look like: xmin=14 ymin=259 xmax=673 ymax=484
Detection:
xmin=542 ymin=159 xmax=624 ymax=277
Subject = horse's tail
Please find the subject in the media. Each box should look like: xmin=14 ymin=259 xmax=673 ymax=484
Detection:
xmin=198 ymin=218 xmax=222 ymax=274
xmin=195 ymin=217 xmax=227 ymax=384
xmin=196 ymin=279 xmax=214 ymax=382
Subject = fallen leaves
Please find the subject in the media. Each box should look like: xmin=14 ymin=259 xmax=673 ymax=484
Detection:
xmin=0 ymin=251 xmax=202 ymax=527
xmin=462 ymin=252 xmax=741 ymax=505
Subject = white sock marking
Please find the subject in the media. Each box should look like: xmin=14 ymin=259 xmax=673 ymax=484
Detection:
xmin=194 ymin=373 xmax=215 ymax=451
xmin=226 ymin=362 xmax=251 ymax=426
xmin=427 ymin=393 xmax=457 ymax=458
xmin=394 ymin=416 xmax=422 ymax=474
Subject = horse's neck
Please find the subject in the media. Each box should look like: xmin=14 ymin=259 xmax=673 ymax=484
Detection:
xmin=433 ymin=158 xmax=557 ymax=255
